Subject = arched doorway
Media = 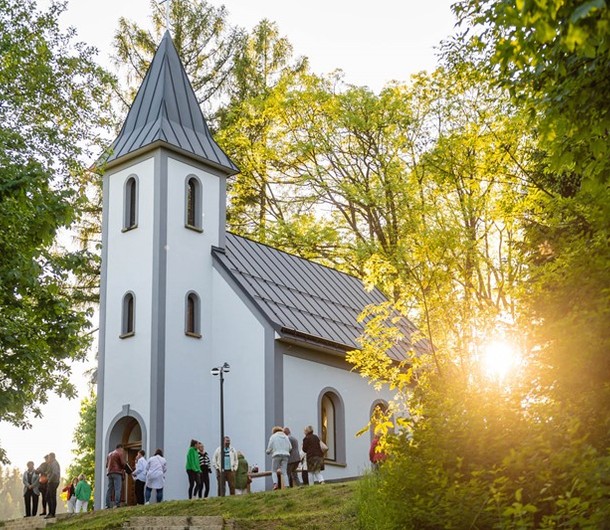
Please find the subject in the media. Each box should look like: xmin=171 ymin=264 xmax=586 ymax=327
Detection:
xmin=107 ymin=416 xmax=143 ymax=506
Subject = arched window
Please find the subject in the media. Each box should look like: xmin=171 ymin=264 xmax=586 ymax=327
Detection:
xmin=123 ymin=176 xmax=138 ymax=230
xmin=319 ymin=389 xmax=346 ymax=463
xmin=121 ymin=292 xmax=135 ymax=337
xmin=185 ymin=176 xmax=203 ymax=231
xmin=370 ymin=400 xmax=390 ymax=439
xmin=185 ymin=291 xmax=201 ymax=337
xmin=321 ymin=394 xmax=336 ymax=460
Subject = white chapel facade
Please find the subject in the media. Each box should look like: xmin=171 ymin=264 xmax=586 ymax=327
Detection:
xmin=94 ymin=32 xmax=403 ymax=506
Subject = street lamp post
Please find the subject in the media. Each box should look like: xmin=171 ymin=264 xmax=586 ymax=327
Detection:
xmin=211 ymin=362 xmax=230 ymax=497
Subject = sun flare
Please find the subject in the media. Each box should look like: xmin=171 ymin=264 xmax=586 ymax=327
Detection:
xmin=481 ymin=340 xmax=521 ymax=380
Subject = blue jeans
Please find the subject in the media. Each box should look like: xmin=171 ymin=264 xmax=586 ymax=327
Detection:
xmin=106 ymin=473 xmax=122 ymax=508
xmin=145 ymin=486 xmax=163 ymax=503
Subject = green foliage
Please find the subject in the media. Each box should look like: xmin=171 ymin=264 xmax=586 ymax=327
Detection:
xmin=113 ymin=0 xmax=243 ymax=110
xmin=216 ymin=20 xmax=311 ymax=245
xmin=67 ymin=392 xmax=97 ymax=488
xmin=353 ymin=0 xmax=610 ymax=527
xmin=453 ymin=0 xmax=610 ymax=184
xmin=357 ymin=380 xmax=610 ymax=529
xmin=0 ymin=0 xmax=112 ymax=463
xmin=0 ymin=465 xmax=24 ymax=520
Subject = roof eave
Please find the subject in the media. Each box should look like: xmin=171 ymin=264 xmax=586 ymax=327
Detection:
xmin=277 ymin=327 xmax=354 ymax=356
xmin=94 ymin=140 xmax=239 ymax=176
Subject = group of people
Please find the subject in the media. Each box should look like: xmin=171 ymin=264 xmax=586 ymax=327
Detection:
xmin=23 ymin=452 xmax=91 ymax=519
xmin=196 ymin=424 xmax=327 ymax=497
xmin=60 ymin=475 xmax=93 ymax=514
xmin=100 ymin=423 xmax=326 ymax=509
xmin=101 ymin=424 xmax=330 ymax=508
xmin=106 ymin=443 xmax=168 ymax=507
xmin=266 ymin=425 xmax=326 ymax=490
xmin=185 ymin=439 xmax=212 ymax=499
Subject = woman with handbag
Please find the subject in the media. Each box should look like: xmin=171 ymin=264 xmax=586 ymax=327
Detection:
xmin=302 ymin=425 xmax=325 ymax=485
xmin=36 ymin=456 xmax=49 ymax=516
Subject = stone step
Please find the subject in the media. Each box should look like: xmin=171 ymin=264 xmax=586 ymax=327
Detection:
xmin=123 ymin=525 xmax=225 ymax=530
xmin=1 ymin=513 xmax=70 ymax=529
xmin=124 ymin=516 xmax=228 ymax=529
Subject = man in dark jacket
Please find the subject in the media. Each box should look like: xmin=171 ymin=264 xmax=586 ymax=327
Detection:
xmin=44 ymin=453 xmax=60 ymax=519
xmin=283 ymin=427 xmax=302 ymax=487
xmin=105 ymin=444 xmax=126 ymax=508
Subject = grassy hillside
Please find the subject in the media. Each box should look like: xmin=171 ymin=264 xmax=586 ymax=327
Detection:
xmin=27 ymin=482 xmax=358 ymax=530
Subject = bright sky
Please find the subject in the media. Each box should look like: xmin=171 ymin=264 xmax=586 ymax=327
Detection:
xmin=0 ymin=0 xmax=457 ymax=474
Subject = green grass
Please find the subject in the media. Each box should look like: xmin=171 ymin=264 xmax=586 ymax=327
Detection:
xmin=27 ymin=482 xmax=359 ymax=530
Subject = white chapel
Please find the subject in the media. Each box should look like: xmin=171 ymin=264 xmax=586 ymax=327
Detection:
xmin=94 ymin=31 xmax=410 ymax=506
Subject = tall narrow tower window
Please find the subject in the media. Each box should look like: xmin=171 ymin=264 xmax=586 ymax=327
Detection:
xmin=185 ymin=176 xmax=203 ymax=231
xmin=185 ymin=291 xmax=201 ymax=337
xmin=123 ymin=176 xmax=138 ymax=231
xmin=121 ymin=292 xmax=135 ymax=338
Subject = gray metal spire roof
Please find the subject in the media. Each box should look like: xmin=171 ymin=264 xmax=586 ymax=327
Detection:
xmin=213 ymin=233 xmax=418 ymax=361
xmin=100 ymin=31 xmax=238 ymax=174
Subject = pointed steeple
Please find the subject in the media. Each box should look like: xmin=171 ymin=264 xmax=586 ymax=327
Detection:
xmin=100 ymin=31 xmax=238 ymax=175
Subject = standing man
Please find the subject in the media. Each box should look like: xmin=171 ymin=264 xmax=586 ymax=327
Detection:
xmin=44 ymin=452 xmax=60 ymax=519
xmin=23 ymin=461 xmax=40 ymax=517
xmin=284 ymin=427 xmax=302 ymax=487
xmin=105 ymin=443 xmax=126 ymax=508
xmin=212 ymin=436 xmax=238 ymax=496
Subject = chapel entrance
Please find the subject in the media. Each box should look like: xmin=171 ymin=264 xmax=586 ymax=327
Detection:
xmin=122 ymin=418 xmax=142 ymax=506
xmin=108 ymin=416 xmax=142 ymax=507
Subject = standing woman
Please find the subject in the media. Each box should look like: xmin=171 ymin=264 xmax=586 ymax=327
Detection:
xmin=185 ymin=439 xmax=201 ymax=499
xmin=266 ymin=426 xmax=291 ymax=490
xmin=145 ymin=449 xmax=167 ymax=504
xmin=132 ymin=450 xmax=147 ymax=505
xmin=234 ymin=452 xmax=251 ymax=495
xmin=302 ymin=425 xmax=325 ymax=485
xmin=22 ymin=461 xmax=40 ymax=517
xmin=195 ymin=442 xmax=211 ymax=498
xmin=36 ymin=455 xmax=49 ymax=516
xmin=62 ymin=477 xmax=78 ymax=513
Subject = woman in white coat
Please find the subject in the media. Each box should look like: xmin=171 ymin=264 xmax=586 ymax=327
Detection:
xmin=145 ymin=449 xmax=167 ymax=504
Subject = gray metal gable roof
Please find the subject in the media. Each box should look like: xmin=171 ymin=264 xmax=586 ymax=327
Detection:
xmin=212 ymin=233 xmax=416 ymax=361
xmin=99 ymin=31 xmax=238 ymax=174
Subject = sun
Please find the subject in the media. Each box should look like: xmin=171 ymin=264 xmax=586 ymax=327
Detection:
xmin=481 ymin=340 xmax=521 ymax=381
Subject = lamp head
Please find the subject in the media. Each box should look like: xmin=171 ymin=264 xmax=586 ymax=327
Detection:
xmin=210 ymin=367 xmax=220 ymax=377
xmin=222 ymin=362 xmax=230 ymax=373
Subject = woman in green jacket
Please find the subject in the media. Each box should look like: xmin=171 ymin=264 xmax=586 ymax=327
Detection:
xmin=185 ymin=439 xmax=202 ymax=499
xmin=235 ymin=452 xmax=250 ymax=494
xmin=74 ymin=474 xmax=92 ymax=513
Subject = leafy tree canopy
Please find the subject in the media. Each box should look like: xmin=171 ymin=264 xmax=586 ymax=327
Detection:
xmin=0 ymin=0 xmax=113 ymax=463
xmin=113 ymin=0 xmax=243 ymax=112
xmin=67 ymin=391 xmax=96 ymax=485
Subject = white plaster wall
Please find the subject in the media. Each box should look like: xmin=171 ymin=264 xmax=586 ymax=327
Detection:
xmin=102 ymin=157 xmax=155 ymax=439
xmin=283 ymin=354 xmax=393 ymax=480
xmin=209 ymin=267 xmax=268 ymax=493
xmin=160 ymin=156 xmax=267 ymax=499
